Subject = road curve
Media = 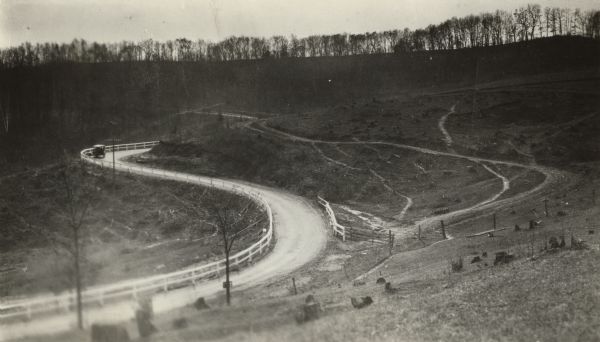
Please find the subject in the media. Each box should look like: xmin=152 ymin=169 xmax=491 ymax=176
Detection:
xmin=0 ymin=148 xmax=327 ymax=341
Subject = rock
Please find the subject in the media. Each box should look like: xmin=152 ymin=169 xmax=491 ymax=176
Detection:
xmin=471 ymin=256 xmax=481 ymax=263
xmin=194 ymin=297 xmax=210 ymax=310
xmin=482 ymin=251 xmax=488 ymax=258
xmin=571 ymin=237 xmax=587 ymax=250
xmin=514 ymin=224 xmax=520 ymax=231
xmin=172 ymin=318 xmax=188 ymax=329
xmin=350 ymin=296 xmax=373 ymax=309
xmin=296 ymin=295 xmax=322 ymax=324
xmin=589 ymin=230 xmax=594 ymax=235
xmin=353 ymin=280 xmax=366 ymax=287
xmin=91 ymin=324 xmax=130 ymax=342
xmin=493 ymin=251 xmax=514 ymax=266
xmin=303 ymin=302 xmax=321 ymax=322
xmin=549 ymin=236 xmax=560 ymax=249
xmin=376 ymin=277 xmax=386 ymax=284
xmin=559 ymin=236 xmax=566 ymax=248
xmin=135 ymin=309 xmax=157 ymax=338
xmin=385 ymin=282 xmax=399 ymax=294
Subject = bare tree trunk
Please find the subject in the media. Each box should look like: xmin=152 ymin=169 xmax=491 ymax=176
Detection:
xmin=224 ymin=249 xmax=231 ymax=306
xmin=73 ymin=226 xmax=83 ymax=329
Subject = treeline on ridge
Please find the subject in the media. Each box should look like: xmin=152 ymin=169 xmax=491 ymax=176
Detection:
xmin=1 ymin=4 xmax=599 ymax=67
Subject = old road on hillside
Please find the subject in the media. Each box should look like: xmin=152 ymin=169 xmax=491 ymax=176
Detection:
xmin=245 ymin=109 xmax=562 ymax=239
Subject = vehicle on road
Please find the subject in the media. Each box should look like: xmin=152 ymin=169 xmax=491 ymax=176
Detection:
xmin=92 ymin=144 xmax=106 ymax=158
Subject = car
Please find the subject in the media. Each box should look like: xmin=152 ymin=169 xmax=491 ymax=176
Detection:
xmin=92 ymin=144 xmax=106 ymax=158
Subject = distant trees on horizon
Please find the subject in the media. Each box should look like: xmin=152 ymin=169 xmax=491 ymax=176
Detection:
xmin=1 ymin=4 xmax=599 ymax=68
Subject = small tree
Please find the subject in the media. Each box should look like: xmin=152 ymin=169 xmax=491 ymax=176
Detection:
xmin=208 ymin=191 xmax=263 ymax=305
xmin=54 ymin=158 xmax=93 ymax=329
xmin=166 ymin=186 xmax=264 ymax=306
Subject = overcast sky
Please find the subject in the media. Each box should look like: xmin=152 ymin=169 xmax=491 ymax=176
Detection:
xmin=1 ymin=0 xmax=598 ymax=48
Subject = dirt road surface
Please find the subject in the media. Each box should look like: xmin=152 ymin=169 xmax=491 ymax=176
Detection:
xmin=0 ymin=149 xmax=327 ymax=341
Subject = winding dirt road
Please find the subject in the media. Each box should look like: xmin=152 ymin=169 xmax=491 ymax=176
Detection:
xmin=0 ymin=149 xmax=327 ymax=341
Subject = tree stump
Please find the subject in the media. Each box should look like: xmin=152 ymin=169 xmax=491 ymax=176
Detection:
xmin=194 ymin=297 xmax=210 ymax=310
xmin=91 ymin=324 xmax=130 ymax=342
xmin=135 ymin=309 xmax=157 ymax=338
xmin=350 ymin=296 xmax=373 ymax=309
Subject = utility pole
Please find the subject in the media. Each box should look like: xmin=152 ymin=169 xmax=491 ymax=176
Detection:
xmin=108 ymin=120 xmax=118 ymax=191
xmin=112 ymin=135 xmax=116 ymax=190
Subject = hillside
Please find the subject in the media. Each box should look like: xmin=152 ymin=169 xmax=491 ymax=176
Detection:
xmin=1 ymin=37 xmax=599 ymax=176
xmin=4 ymin=36 xmax=600 ymax=342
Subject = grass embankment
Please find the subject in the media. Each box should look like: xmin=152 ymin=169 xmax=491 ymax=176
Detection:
xmin=0 ymin=161 xmax=266 ymax=297
xmin=23 ymin=236 xmax=599 ymax=342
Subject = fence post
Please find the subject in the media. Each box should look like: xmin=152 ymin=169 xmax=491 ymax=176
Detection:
xmin=493 ymin=213 xmax=496 ymax=231
xmin=292 ymin=277 xmax=298 ymax=295
xmin=388 ymin=230 xmax=393 ymax=256
xmin=544 ymin=198 xmax=549 ymax=217
xmin=441 ymin=220 xmax=447 ymax=239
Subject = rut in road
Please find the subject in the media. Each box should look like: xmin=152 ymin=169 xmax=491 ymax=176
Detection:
xmin=437 ymin=103 xmax=511 ymax=211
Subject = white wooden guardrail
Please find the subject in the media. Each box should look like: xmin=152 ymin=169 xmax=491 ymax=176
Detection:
xmin=0 ymin=141 xmax=274 ymax=321
xmin=317 ymin=196 xmax=346 ymax=241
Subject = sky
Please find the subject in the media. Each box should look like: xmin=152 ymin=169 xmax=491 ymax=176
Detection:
xmin=1 ymin=0 xmax=598 ymax=48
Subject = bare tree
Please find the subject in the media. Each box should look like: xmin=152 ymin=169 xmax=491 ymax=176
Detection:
xmin=208 ymin=191 xmax=263 ymax=305
xmin=54 ymin=158 xmax=93 ymax=329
